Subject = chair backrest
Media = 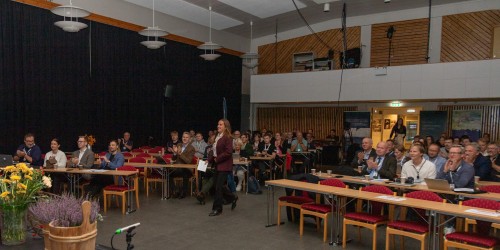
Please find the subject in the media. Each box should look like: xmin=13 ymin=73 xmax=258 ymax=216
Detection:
xmin=99 ymin=151 xmax=108 ymax=156
xmin=118 ymin=165 xmax=137 ymax=172
xmin=122 ymin=152 xmax=133 ymax=157
xmin=131 ymin=148 xmax=144 ymax=153
xmin=480 ymin=185 xmax=500 ymax=193
xmin=361 ymin=185 xmax=394 ymax=215
xmin=129 ymin=157 xmax=147 ymax=163
xmin=135 ymin=153 xmax=152 ymax=158
xmin=320 ymin=179 xmax=346 ymax=188
xmin=191 ymin=156 xmax=198 ymax=164
xmin=139 ymin=146 xmax=152 ymax=150
xmin=462 ymin=198 xmax=500 ymax=235
xmin=405 ymin=191 xmax=444 ymax=221
xmin=148 ymin=148 xmax=162 ymax=153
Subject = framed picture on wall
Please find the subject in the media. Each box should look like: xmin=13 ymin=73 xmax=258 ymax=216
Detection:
xmin=372 ymin=119 xmax=382 ymax=132
xmin=384 ymin=119 xmax=391 ymax=129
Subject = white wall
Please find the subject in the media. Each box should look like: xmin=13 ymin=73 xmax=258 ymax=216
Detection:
xmin=250 ymin=59 xmax=500 ymax=103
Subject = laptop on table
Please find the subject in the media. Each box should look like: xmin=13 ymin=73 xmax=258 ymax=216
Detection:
xmin=424 ymin=178 xmax=451 ymax=191
xmin=0 ymin=155 xmax=14 ymax=167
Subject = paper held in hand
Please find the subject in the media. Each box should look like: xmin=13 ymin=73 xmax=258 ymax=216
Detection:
xmin=197 ymin=160 xmax=208 ymax=172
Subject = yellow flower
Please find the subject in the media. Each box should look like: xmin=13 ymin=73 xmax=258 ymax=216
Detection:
xmin=2 ymin=179 xmax=11 ymax=184
xmin=25 ymin=175 xmax=33 ymax=180
xmin=10 ymin=175 xmax=21 ymax=181
xmin=17 ymin=163 xmax=27 ymax=169
xmin=17 ymin=190 xmax=26 ymax=194
xmin=4 ymin=166 xmax=15 ymax=172
xmin=0 ymin=191 xmax=10 ymax=198
xmin=17 ymin=183 xmax=27 ymax=190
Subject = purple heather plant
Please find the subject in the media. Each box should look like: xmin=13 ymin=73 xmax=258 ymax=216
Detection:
xmin=29 ymin=193 xmax=101 ymax=227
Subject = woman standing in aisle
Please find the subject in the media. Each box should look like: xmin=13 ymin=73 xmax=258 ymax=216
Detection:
xmin=208 ymin=119 xmax=237 ymax=216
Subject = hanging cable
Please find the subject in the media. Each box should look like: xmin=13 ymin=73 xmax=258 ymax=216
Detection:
xmin=89 ymin=21 xmax=92 ymax=78
xmin=425 ymin=0 xmax=432 ymax=62
xmin=337 ymin=1 xmax=347 ymax=107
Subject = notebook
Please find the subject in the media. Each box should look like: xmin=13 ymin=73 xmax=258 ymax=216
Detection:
xmin=0 ymin=154 xmax=14 ymax=167
xmin=424 ymin=178 xmax=451 ymax=191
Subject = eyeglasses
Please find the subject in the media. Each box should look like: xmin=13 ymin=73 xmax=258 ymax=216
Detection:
xmin=448 ymin=152 xmax=462 ymax=155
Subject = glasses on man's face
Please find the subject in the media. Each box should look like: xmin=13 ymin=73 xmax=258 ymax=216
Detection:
xmin=449 ymin=152 xmax=462 ymax=155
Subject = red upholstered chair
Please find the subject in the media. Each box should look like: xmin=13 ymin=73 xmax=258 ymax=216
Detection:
xmin=103 ymin=165 xmax=140 ymax=214
xmin=131 ymin=148 xmax=144 ymax=153
xmin=139 ymin=146 xmax=151 ymax=150
xmin=385 ymin=191 xmax=445 ymax=250
xmin=299 ymin=179 xmax=348 ymax=242
xmin=147 ymin=147 xmax=162 ymax=154
xmin=444 ymin=199 xmax=500 ymax=250
xmin=135 ymin=152 xmax=152 ymax=161
xmin=469 ymin=186 xmax=500 ymax=235
xmin=342 ymin=185 xmax=396 ymax=250
xmin=122 ymin=152 xmax=133 ymax=157
xmin=129 ymin=157 xmax=147 ymax=190
xmin=99 ymin=151 xmax=107 ymax=157
xmin=277 ymin=181 xmax=315 ymax=226
xmin=480 ymin=185 xmax=500 ymax=193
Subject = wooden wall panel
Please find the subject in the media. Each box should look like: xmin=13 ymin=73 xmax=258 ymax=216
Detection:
xmin=258 ymin=27 xmax=361 ymax=74
xmin=256 ymin=106 xmax=357 ymax=139
xmin=438 ymin=105 xmax=500 ymax=142
xmin=441 ymin=10 xmax=500 ymax=62
xmin=371 ymin=18 xmax=429 ymax=67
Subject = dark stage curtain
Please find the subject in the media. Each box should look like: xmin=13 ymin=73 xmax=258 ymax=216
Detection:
xmin=0 ymin=1 xmax=242 ymax=153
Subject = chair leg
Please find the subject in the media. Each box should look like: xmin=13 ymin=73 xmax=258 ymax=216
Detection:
xmin=420 ymin=237 xmax=426 ymax=250
xmin=342 ymin=221 xmax=347 ymax=248
xmin=146 ymin=181 xmax=149 ymax=197
xmin=385 ymin=230 xmax=390 ymax=250
xmin=103 ymin=194 xmax=107 ymax=213
xmin=291 ymin=208 xmax=295 ymax=222
xmin=323 ymin=215 xmax=328 ymax=242
xmin=277 ymin=204 xmax=282 ymax=227
xmin=135 ymin=190 xmax=140 ymax=209
xmin=372 ymin=228 xmax=377 ymax=250
xmin=115 ymin=195 xmax=120 ymax=207
xmin=299 ymin=209 xmax=304 ymax=237
xmin=316 ymin=217 xmax=320 ymax=232
xmin=121 ymin=195 xmax=126 ymax=214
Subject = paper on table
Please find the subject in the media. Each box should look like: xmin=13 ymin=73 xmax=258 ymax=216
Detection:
xmin=465 ymin=209 xmax=500 ymax=217
xmin=376 ymin=195 xmax=406 ymax=202
xmin=197 ymin=160 xmax=208 ymax=172
xmin=90 ymin=169 xmax=108 ymax=172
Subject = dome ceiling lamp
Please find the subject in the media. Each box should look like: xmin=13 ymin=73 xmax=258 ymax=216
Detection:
xmin=241 ymin=21 xmax=259 ymax=69
xmin=51 ymin=0 xmax=90 ymax=32
xmin=198 ymin=6 xmax=222 ymax=61
xmin=138 ymin=0 xmax=168 ymax=49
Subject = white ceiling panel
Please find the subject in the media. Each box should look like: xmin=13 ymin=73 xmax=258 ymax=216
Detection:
xmin=125 ymin=0 xmax=243 ymax=30
xmin=218 ymin=0 xmax=307 ymax=19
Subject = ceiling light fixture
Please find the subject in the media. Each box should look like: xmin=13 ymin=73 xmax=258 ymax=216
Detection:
xmin=241 ymin=21 xmax=259 ymax=69
xmin=51 ymin=0 xmax=90 ymax=32
xmin=198 ymin=6 xmax=222 ymax=61
xmin=138 ymin=0 xmax=168 ymax=49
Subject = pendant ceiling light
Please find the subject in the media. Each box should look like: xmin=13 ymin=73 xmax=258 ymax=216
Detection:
xmin=198 ymin=6 xmax=222 ymax=61
xmin=138 ymin=0 xmax=168 ymax=49
xmin=241 ymin=21 xmax=259 ymax=69
xmin=51 ymin=0 xmax=90 ymax=32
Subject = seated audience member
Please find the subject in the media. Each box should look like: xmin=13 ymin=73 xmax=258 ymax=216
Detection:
xmin=412 ymin=135 xmax=421 ymax=144
xmin=394 ymin=144 xmax=410 ymax=175
xmin=170 ymin=132 xmax=196 ymax=199
xmin=437 ymin=136 xmax=446 ymax=147
xmin=260 ymin=128 xmax=267 ymax=139
xmin=436 ymin=145 xmax=475 ymax=189
xmin=461 ymin=136 xmax=471 ymax=147
xmin=240 ymin=133 xmax=254 ymax=157
xmin=87 ymin=140 xmax=125 ymax=197
xmin=401 ymin=144 xmax=436 ymax=181
xmin=14 ymin=133 xmax=43 ymax=166
xmin=166 ymin=131 xmax=180 ymax=153
xmin=193 ymin=132 xmax=208 ymax=159
xmin=232 ymin=130 xmax=241 ymax=148
xmin=464 ymin=143 xmax=492 ymax=181
xmin=189 ymin=130 xmax=196 ymax=143
xmin=274 ymin=132 xmax=284 ymax=155
xmin=326 ymin=129 xmax=340 ymax=142
xmin=386 ymin=139 xmax=395 ymax=158
xmin=452 ymin=137 xmax=460 ymax=145
xmin=425 ymin=135 xmax=434 ymax=149
xmin=427 ymin=143 xmax=447 ymax=173
xmin=252 ymin=133 xmax=262 ymax=151
xmin=44 ymin=138 xmax=68 ymax=194
xmin=488 ymin=142 xmax=500 ymax=181
xmin=290 ymin=132 xmax=310 ymax=173
xmin=71 ymin=136 xmax=95 ymax=180
xmin=232 ymin=140 xmax=246 ymax=192
xmin=253 ymin=133 xmax=276 ymax=181
xmin=439 ymin=137 xmax=453 ymax=159
xmin=351 ymin=137 xmax=376 ymax=170
xmin=360 ymin=141 xmax=397 ymax=180
xmin=118 ymin=132 xmax=133 ymax=152
xmin=478 ymin=138 xmax=489 ymax=157
xmin=208 ymin=130 xmax=215 ymax=139
xmin=282 ymin=132 xmax=293 ymax=153
xmin=482 ymin=133 xmax=491 ymax=144
xmin=306 ymin=133 xmax=315 ymax=150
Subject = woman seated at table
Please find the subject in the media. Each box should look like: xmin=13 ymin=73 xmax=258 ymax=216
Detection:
xmin=401 ymin=144 xmax=436 ymax=182
xmin=86 ymin=140 xmax=125 ymax=197
xmin=44 ymin=138 xmax=67 ymax=194
xmin=394 ymin=144 xmax=410 ymax=175
xmin=233 ymin=139 xmax=247 ymax=192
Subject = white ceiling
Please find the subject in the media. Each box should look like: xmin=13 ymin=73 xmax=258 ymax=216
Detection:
xmin=123 ymin=0 xmax=472 ymax=38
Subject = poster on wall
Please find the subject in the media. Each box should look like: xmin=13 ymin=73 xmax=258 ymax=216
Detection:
xmin=372 ymin=119 xmax=382 ymax=132
xmin=344 ymin=111 xmax=371 ymax=146
xmin=420 ymin=111 xmax=448 ymax=141
xmin=451 ymin=110 xmax=482 ymax=141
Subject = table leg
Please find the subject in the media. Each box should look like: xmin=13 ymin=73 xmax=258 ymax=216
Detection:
xmin=265 ymin=185 xmax=279 ymax=227
xmin=126 ymin=174 xmax=136 ymax=214
xmin=162 ymin=168 xmax=168 ymax=200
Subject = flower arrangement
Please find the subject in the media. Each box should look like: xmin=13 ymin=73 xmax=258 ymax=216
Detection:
xmin=29 ymin=193 xmax=102 ymax=227
xmin=0 ymin=163 xmax=51 ymax=206
xmin=85 ymin=134 xmax=96 ymax=146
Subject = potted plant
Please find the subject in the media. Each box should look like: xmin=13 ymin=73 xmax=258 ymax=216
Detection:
xmin=0 ymin=163 xmax=51 ymax=246
xmin=29 ymin=193 xmax=101 ymax=250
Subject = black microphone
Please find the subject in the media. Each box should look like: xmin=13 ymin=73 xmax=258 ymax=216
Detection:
xmin=115 ymin=223 xmax=140 ymax=234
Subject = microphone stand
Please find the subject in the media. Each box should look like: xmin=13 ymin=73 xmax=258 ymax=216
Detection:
xmin=126 ymin=227 xmax=137 ymax=250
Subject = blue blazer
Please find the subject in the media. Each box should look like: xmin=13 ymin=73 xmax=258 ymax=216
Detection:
xmin=100 ymin=152 xmax=125 ymax=170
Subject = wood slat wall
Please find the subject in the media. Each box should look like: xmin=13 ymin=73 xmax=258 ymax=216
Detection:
xmin=441 ymin=10 xmax=500 ymax=62
xmin=438 ymin=105 xmax=500 ymax=142
xmin=256 ymin=106 xmax=357 ymax=139
xmin=257 ymin=27 xmax=361 ymax=74
xmin=371 ymin=18 xmax=429 ymax=67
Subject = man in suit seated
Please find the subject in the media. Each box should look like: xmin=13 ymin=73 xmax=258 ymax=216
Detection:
xmin=436 ymin=145 xmax=475 ymax=189
xmin=170 ymin=132 xmax=196 ymax=199
xmin=359 ymin=141 xmax=397 ymax=180
xmin=464 ymin=143 xmax=492 ymax=181
xmin=351 ymin=137 xmax=376 ymax=173
xmin=71 ymin=136 xmax=95 ymax=180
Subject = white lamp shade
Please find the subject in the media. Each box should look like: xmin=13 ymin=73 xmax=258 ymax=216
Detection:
xmin=243 ymin=61 xmax=259 ymax=69
xmin=200 ymin=53 xmax=221 ymax=61
xmin=54 ymin=21 xmax=88 ymax=32
xmin=241 ymin=52 xmax=259 ymax=60
xmin=140 ymin=40 xmax=166 ymax=49
xmin=138 ymin=27 xmax=168 ymax=37
xmin=197 ymin=42 xmax=222 ymax=50
xmin=51 ymin=5 xmax=90 ymax=18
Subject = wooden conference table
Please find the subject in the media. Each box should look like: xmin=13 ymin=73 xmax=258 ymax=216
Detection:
xmin=125 ymin=162 xmax=197 ymax=200
xmin=265 ymin=179 xmax=500 ymax=249
xmin=44 ymin=168 xmax=138 ymax=214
